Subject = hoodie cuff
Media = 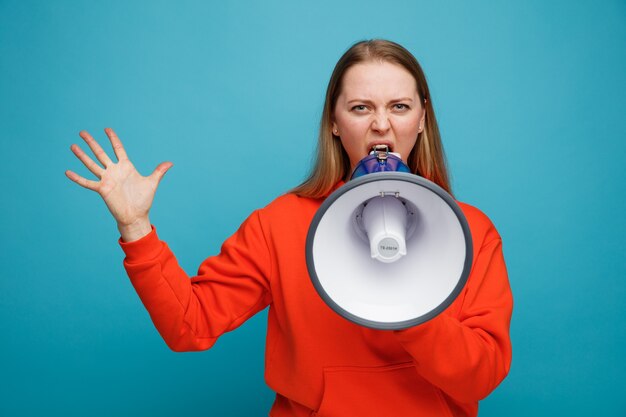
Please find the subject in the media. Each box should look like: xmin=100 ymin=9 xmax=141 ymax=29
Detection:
xmin=118 ymin=225 xmax=163 ymax=263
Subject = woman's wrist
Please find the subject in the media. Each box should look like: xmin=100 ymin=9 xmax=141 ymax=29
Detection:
xmin=118 ymin=217 xmax=152 ymax=242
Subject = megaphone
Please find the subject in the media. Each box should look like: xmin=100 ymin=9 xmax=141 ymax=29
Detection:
xmin=306 ymin=146 xmax=473 ymax=330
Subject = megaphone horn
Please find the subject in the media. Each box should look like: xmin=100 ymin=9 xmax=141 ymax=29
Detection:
xmin=305 ymin=149 xmax=473 ymax=330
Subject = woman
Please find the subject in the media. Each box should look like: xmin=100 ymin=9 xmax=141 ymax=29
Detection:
xmin=66 ymin=39 xmax=512 ymax=417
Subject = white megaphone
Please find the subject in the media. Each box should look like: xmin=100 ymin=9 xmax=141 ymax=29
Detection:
xmin=306 ymin=146 xmax=473 ymax=330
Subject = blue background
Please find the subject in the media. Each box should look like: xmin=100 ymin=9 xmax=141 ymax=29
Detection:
xmin=1 ymin=1 xmax=625 ymax=415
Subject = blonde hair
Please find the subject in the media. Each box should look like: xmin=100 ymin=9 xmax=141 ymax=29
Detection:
xmin=291 ymin=39 xmax=452 ymax=198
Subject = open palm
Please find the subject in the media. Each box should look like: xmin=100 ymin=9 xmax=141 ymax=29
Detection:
xmin=66 ymin=128 xmax=172 ymax=240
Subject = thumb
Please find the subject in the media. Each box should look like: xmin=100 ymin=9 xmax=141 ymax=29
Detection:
xmin=150 ymin=161 xmax=173 ymax=185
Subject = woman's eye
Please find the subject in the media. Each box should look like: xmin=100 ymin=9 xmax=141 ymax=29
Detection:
xmin=393 ymin=103 xmax=410 ymax=111
xmin=351 ymin=105 xmax=367 ymax=112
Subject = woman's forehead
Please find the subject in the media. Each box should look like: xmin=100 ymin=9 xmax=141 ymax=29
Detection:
xmin=340 ymin=61 xmax=418 ymax=99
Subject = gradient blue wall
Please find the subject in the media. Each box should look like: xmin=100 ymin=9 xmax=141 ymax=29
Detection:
xmin=1 ymin=1 xmax=624 ymax=415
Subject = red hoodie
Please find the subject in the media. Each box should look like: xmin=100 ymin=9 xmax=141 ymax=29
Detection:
xmin=120 ymin=191 xmax=512 ymax=417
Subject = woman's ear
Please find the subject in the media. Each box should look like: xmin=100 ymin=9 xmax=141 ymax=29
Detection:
xmin=418 ymin=109 xmax=426 ymax=132
xmin=332 ymin=121 xmax=339 ymax=136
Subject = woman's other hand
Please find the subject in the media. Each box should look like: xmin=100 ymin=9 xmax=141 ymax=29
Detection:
xmin=65 ymin=128 xmax=173 ymax=242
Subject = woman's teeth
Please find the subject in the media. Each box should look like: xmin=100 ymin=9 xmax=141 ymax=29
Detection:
xmin=371 ymin=144 xmax=391 ymax=153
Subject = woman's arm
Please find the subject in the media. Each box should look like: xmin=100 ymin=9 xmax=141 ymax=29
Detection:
xmin=394 ymin=227 xmax=513 ymax=403
xmin=120 ymin=211 xmax=272 ymax=352
xmin=67 ymin=129 xmax=272 ymax=350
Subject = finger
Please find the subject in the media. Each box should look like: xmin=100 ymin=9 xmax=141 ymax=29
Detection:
xmin=70 ymin=144 xmax=104 ymax=178
xmin=104 ymin=127 xmax=128 ymax=161
xmin=149 ymin=162 xmax=173 ymax=185
xmin=65 ymin=169 xmax=100 ymax=192
xmin=79 ymin=130 xmax=113 ymax=167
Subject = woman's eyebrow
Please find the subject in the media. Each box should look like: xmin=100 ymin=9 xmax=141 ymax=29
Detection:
xmin=346 ymin=97 xmax=415 ymax=105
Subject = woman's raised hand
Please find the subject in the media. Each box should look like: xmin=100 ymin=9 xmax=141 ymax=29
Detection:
xmin=65 ymin=128 xmax=173 ymax=242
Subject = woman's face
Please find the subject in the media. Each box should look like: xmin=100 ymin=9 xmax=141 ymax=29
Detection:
xmin=332 ymin=61 xmax=425 ymax=171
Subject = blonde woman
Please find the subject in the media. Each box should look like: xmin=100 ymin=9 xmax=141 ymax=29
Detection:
xmin=67 ymin=39 xmax=512 ymax=417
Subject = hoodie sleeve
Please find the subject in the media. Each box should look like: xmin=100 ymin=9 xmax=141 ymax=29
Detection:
xmin=393 ymin=223 xmax=513 ymax=403
xmin=119 ymin=210 xmax=272 ymax=352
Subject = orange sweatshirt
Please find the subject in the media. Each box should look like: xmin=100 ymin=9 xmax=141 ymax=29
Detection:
xmin=119 ymin=190 xmax=512 ymax=417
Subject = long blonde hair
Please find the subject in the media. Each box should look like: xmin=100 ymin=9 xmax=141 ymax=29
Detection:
xmin=291 ymin=39 xmax=452 ymax=198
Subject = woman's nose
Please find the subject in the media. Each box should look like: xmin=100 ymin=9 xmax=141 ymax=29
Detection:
xmin=371 ymin=111 xmax=391 ymax=133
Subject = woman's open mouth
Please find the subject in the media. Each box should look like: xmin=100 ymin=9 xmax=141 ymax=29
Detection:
xmin=371 ymin=144 xmax=391 ymax=153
